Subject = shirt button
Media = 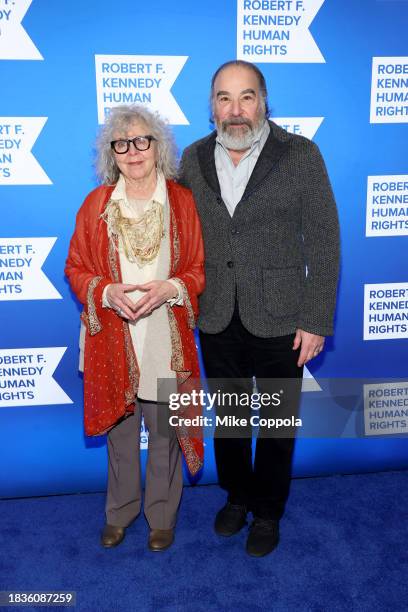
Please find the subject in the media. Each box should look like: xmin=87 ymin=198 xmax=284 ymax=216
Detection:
xmin=227 ymin=261 xmax=234 ymax=268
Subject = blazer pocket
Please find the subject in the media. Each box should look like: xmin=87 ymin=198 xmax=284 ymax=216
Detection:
xmin=262 ymin=267 xmax=301 ymax=317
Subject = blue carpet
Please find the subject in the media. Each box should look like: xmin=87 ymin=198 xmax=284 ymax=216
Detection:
xmin=1 ymin=472 xmax=407 ymax=612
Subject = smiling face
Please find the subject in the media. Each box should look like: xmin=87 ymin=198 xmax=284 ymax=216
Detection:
xmin=112 ymin=121 xmax=157 ymax=184
xmin=212 ymin=65 xmax=266 ymax=151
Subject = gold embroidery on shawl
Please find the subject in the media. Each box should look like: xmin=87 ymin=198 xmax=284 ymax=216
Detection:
xmin=178 ymin=432 xmax=203 ymax=475
xmin=170 ymin=206 xmax=180 ymax=275
xmin=87 ymin=276 xmax=103 ymax=335
xmin=123 ymin=322 xmax=140 ymax=404
xmin=108 ymin=229 xmax=120 ymax=283
xmin=176 ymin=371 xmax=191 ymax=385
xmin=167 ymin=305 xmax=184 ymax=372
xmin=168 ymin=193 xmax=202 ymax=475
xmin=106 ymin=222 xmax=140 ymax=404
xmin=167 ymin=201 xmax=191 ymax=383
xmin=172 ymin=277 xmax=196 ymax=330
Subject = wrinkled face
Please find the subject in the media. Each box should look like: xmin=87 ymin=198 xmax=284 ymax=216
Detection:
xmin=112 ymin=121 xmax=157 ymax=183
xmin=212 ymin=65 xmax=265 ymax=150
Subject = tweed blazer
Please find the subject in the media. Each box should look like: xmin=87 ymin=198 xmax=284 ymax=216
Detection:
xmin=179 ymin=120 xmax=340 ymax=338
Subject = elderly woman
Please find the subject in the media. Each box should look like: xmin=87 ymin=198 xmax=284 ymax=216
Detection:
xmin=65 ymin=105 xmax=204 ymax=552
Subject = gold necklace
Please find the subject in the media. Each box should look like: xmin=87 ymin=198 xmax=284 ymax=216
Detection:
xmin=102 ymin=198 xmax=164 ymax=267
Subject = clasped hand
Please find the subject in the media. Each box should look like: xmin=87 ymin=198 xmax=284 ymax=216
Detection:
xmin=106 ymin=281 xmax=178 ymax=321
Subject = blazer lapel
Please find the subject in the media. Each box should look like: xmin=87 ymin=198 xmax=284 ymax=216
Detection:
xmin=197 ymin=131 xmax=221 ymax=196
xmin=240 ymin=122 xmax=290 ymax=203
xmin=197 ymin=123 xmax=290 ymax=218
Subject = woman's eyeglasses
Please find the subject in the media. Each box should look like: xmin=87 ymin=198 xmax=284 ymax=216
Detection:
xmin=110 ymin=135 xmax=156 ymax=154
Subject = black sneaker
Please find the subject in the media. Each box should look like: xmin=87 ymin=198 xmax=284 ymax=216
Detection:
xmin=246 ymin=518 xmax=279 ymax=557
xmin=214 ymin=502 xmax=247 ymax=537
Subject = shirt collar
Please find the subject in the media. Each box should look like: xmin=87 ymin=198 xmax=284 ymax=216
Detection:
xmin=111 ymin=171 xmax=166 ymax=206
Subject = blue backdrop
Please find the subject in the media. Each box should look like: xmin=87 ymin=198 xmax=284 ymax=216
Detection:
xmin=1 ymin=0 xmax=407 ymax=497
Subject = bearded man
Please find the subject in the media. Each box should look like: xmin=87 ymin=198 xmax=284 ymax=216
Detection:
xmin=179 ymin=60 xmax=340 ymax=557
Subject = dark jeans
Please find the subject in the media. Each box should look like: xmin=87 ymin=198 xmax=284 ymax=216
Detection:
xmin=199 ymin=307 xmax=303 ymax=520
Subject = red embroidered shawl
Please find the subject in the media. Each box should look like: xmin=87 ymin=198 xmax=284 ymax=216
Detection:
xmin=65 ymin=180 xmax=205 ymax=475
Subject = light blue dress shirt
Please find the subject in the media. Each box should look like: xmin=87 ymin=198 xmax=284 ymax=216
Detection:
xmin=214 ymin=120 xmax=270 ymax=217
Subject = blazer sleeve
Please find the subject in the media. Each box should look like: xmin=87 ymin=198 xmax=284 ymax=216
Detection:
xmin=178 ymin=148 xmax=192 ymax=190
xmin=297 ymin=142 xmax=340 ymax=336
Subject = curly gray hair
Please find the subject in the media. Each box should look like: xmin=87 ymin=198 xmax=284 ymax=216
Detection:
xmin=95 ymin=104 xmax=178 ymax=184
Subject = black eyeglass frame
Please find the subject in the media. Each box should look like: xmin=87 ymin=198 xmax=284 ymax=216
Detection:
xmin=110 ymin=135 xmax=157 ymax=154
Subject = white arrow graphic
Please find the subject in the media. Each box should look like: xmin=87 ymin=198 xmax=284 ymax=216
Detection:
xmin=274 ymin=117 xmax=324 ymax=140
xmin=237 ymin=0 xmax=325 ymax=63
xmin=302 ymin=366 xmax=322 ymax=392
xmin=95 ymin=55 xmax=189 ymax=125
xmin=0 ymin=0 xmax=43 ymax=60
xmin=0 ymin=117 xmax=51 ymax=185
xmin=0 ymin=237 xmax=61 ymax=300
xmin=370 ymin=57 xmax=408 ymax=124
xmin=0 ymin=347 xmax=72 ymax=407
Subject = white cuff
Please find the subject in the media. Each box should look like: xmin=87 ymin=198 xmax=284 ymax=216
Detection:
xmin=102 ymin=284 xmax=112 ymax=308
xmin=167 ymin=279 xmax=184 ymax=306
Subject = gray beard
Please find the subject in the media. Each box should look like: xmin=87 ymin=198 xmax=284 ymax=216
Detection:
xmin=217 ymin=119 xmax=264 ymax=151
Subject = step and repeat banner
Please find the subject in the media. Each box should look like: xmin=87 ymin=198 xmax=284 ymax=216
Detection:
xmin=1 ymin=0 xmax=407 ymax=497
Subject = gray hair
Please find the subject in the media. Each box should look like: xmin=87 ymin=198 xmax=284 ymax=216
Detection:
xmin=95 ymin=104 xmax=178 ymax=184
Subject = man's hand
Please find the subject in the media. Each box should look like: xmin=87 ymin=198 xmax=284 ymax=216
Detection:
xmin=293 ymin=329 xmax=325 ymax=367
xmin=132 ymin=281 xmax=178 ymax=320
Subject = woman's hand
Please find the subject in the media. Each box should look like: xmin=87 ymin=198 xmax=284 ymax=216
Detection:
xmin=132 ymin=281 xmax=178 ymax=319
xmin=106 ymin=283 xmax=139 ymax=321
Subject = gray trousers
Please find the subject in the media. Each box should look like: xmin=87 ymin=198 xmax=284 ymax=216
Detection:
xmin=106 ymin=399 xmax=182 ymax=530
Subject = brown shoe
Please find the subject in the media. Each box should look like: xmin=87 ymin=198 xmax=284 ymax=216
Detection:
xmin=148 ymin=529 xmax=174 ymax=552
xmin=101 ymin=524 xmax=126 ymax=548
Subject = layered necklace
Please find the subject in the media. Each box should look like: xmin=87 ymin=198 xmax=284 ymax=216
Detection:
xmin=102 ymin=179 xmax=164 ymax=267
